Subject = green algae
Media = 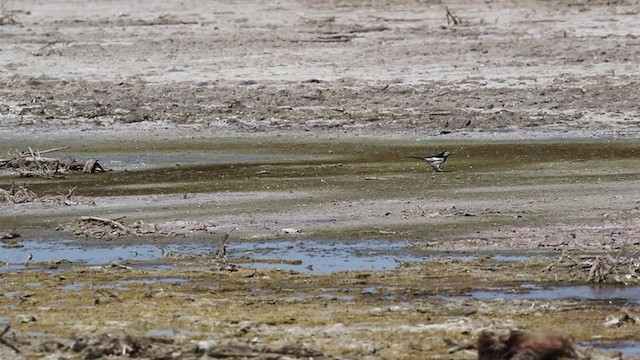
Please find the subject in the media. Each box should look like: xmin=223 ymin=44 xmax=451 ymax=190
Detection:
xmin=2 ymin=139 xmax=638 ymax=196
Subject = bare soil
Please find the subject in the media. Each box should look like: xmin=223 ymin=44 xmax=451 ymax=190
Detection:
xmin=1 ymin=0 xmax=640 ymax=359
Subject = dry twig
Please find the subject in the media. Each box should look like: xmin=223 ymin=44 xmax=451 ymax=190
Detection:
xmin=368 ymin=14 xmax=434 ymax=22
xmin=213 ymin=228 xmax=235 ymax=261
xmin=78 ymin=216 xmax=136 ymax=235
xmin=293 ymin=11 xmax=336 ymax=23
xmin=446 ymin=6 xmax=461 ymax=25
xmin=0 ymin=326 xmax=20 ymax=354
xmin=1 ymin=146 xmax=104 ymax=177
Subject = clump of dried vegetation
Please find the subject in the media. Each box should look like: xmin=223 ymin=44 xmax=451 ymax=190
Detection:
xmin=0 ymin=146 xmax=105 ymax=178
xmin=543 ymin=249 xmax=640 ymax=284
xmin=73 ymin=217 xmax=221 ymax=238
xmin=0 ymin=184 xmax=93 ymax=206
xmin=0 ymin=2 xmax=20 ymax=25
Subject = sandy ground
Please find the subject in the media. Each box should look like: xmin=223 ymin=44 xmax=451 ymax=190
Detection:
xmin=1 ymin=0 xmax=639 ymax=140
xmin=1 ymin=0 xmax=640 ymax=359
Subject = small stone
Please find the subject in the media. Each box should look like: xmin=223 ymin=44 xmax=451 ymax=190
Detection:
xmin=196 ymin=340 xmax=218 ymax=353
xmin=603 ymin=315 xmax=621 ymax=327
xmin=282 ymin=228 xmax=302 ymax=235
xmin=17 ymin=314 xmax=37 ymax=323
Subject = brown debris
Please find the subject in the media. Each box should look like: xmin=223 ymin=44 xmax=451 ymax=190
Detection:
xmin=0 ymin=184 xmax=37 ymax=203
xmin=604 ymin=307 xmax=640 ymax=328
xmin=0 ymin=326 xmax=21 ymax=354
xmin=0 ymin=146 xmax=106 ymax=178
xmin=542 ymin=250 xmax=640 ymax=284
xmin=584 ymin=251 xmax=640 ymax=283
xmin=1 ymin=230 xmax=21 ymax=240
xmin=0 ymin=185 xmax=93 ymax=206
xmin=74 ymin=217 xmax=222 ymax=238
xmin=477 ymin=329 xmax=578 ymax=360
xmin=75 ymin=216 xmax=139 ymax=238
xmin=79 ymin=216 xmax=136 ymax=235
xmin=71 ymin=333 xmax=173 ymax=359
xmin=198 ymin=339 xmax=327 ymax=359
xmin=0 ymin=3 xmax=20 ymax=25
xmin=74 ymin=217 xmax=182 ymax=238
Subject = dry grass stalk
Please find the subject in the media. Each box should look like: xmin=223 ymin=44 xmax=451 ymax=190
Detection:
xmin=0 ymin=325 xmax=20 ymax=354
xmin=213 ymin=228 xmax=236 ymax=261
xmin=446 ymin=6 xmax=461 ymax=25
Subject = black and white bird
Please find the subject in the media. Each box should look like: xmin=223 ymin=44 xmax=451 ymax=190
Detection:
xmin=411 ymin=151 xmax=452 ymax=172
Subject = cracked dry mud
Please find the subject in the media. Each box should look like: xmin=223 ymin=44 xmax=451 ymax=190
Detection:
xmin=1 ymin=0 xmax=640 ymax=359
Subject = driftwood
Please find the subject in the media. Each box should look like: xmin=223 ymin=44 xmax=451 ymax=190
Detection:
xmin=75 ymin=217 xmax=222 ymax=239
xmin=0 ymin=146 xmax=105 ymax=178
xmin=77 ymin=216 xmax=136 ymax=236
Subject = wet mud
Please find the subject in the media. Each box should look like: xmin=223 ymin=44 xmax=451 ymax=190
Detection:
xmin=1 ymin=139 xmax=640 ymax=359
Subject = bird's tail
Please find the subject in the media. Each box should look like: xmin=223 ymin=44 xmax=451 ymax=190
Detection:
xmin=408 ymin=156 xmax=424 ymax=160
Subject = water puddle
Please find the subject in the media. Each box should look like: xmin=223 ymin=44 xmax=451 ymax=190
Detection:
xmin=2 ymin=238 xmax=543 ymax=274
xmin=146 ymin=329 xmax=200 ymax=337
xmin=1 ymin=240 xmax=168 ymax=270
xmin=59 ymin=282 xmax=86 ymax=291
xmin=467 ymin=283 xmax=640 ymax=304
xmin=230 ymin=240 xmax=427 ymax=274
xmin=587 ymin=340 xmax=640 ymax=356
xmin=493 ymin=255 xmax=532 ymax=261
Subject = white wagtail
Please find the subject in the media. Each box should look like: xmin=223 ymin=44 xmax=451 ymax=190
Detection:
xmin=410 ymin=151 xmax=452 ymax=172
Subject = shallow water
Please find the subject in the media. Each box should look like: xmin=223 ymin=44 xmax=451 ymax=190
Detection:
xmin=468 ymin=283 xmax=640 ymax=304
xmin=587 ymin=340 xmax=640 ymax=356
xmin=2 ymin=238 xmax=535 ymax=275
xmin=2 ymin=139 xmax=638 ymax=198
